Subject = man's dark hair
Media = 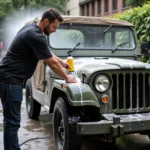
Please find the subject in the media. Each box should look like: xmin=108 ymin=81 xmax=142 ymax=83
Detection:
xmin=40 ymin=8 xmax=63 ymax=23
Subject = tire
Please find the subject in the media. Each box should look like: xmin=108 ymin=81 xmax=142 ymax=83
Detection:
xmin=53 ymin=97 xmax=82 ymax=150
xmin=25 ymin=80 xmax=41 ymax=119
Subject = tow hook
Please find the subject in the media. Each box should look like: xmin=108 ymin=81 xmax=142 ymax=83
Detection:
xmin=111 ymin=116 xmax=124 ymax=137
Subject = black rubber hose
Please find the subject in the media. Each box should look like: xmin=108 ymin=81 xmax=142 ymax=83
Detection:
xmin=19 ymin=136 xmax=53 ymax=146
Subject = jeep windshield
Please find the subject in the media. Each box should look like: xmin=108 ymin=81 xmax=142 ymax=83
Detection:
xmin=49 ymin=24 xmax=136 ymax=51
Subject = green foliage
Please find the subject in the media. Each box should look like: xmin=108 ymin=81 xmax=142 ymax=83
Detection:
xmin=0 ymin=0 xmax=13 ymax=41
xmin=114 ymin=2 xmax=150 ymax=62
xmin=0 ymin=1 xmax=13 ymax=21
xmin=11 ymin=0 xmax=25 ymax=10
xmin=126 ymin=0 xmax=150 ymax=7
xmin=115 ymin=3 xmax=150 ymax=44
xmin=0 ymin=0 xmax=66 ymax=21
xmin=142 ymin=51 xmax=150 ymax=63
xmin=0 ymin=0 xmax=66 ymax=42
xmin=28 ymin=0 xmax=66 ymax=13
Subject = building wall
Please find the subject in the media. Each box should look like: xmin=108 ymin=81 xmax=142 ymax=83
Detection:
xmin=66 ymin=0 xmax=80 ymax=16
xmin=79 ymin=0 xmax=128 ymax=17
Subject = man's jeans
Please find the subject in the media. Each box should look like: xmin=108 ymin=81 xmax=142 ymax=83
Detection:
xmin=0 ymin=82 xmax=23 ymax=150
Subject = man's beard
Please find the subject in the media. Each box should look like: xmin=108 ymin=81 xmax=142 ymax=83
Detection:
xmin=44 ymin=25 xmax=51 ymax=36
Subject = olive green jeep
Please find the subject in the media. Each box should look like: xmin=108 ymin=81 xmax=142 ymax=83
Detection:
xmin=25 ymin=16 xmax=150 ymax=150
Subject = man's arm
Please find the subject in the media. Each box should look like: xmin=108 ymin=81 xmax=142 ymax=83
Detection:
xmin=51 ymin=52 xmax=68 ymax=68
xmin=44 ymin=56 xmax=76 ymax=83
xmin=52 ymin=52 xmax=63 ymax=63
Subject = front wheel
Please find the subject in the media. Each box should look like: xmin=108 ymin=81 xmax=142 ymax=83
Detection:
xmin=53 ymin=97 xmax=82 ymax=150
xmin=25 ymin=80 xmax=41 ymax=119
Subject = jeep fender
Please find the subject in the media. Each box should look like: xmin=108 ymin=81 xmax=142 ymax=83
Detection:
xmin=53 ymin=80 xmax=100 ymax=107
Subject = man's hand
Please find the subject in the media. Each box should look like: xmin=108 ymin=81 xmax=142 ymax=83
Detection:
xmin=60 ymin=60 xmax=71 ymax=69
xmin=65 ymin=75 xmax=77 ymax=83
xmin=51 ymin=53 xmax=72 ymax=70
xmin=44 ymin=57 xmax=77 ymax=83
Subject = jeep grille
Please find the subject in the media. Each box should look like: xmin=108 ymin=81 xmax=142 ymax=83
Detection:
xmin=111 ymin=71 xmax=150 ymax=113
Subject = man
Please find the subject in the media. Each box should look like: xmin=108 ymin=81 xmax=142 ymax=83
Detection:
xmin=0 ymin=8 xmax=77 ymax=150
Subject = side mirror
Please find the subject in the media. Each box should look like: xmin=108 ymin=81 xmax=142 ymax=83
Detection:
xmin=141 ymin=42 xmax=150 ymax=55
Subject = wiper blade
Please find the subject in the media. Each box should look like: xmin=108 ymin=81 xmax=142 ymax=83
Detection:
xmin=104 ymin=25 xmax=112 ymax=33
xmin=112 ymin=41 xmax=129 ymax=53
xmin=67 ymin=42 xmax=81 ymax=56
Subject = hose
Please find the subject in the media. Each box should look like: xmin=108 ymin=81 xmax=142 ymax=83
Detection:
xmin=19 ymin=136 xmax=53 ymax=146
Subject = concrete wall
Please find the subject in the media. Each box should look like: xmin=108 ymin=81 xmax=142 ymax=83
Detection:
xmin=66 ymin=0 xmax=80 ymax=16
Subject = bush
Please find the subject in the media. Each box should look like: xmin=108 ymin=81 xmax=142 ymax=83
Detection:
xmin=115 ymin=2 xmax=150 ymax=44
xmin=114 ymin=2 xmax=150 ymax=62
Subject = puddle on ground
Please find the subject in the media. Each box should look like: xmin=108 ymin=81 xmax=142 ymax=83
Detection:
xmin=0 ymin=124 xmax=3 ymax=132
xmin=23 ymin=119 xmax=41 ymax=131
xmin=0 ymin=105 xmax=2 ymax=113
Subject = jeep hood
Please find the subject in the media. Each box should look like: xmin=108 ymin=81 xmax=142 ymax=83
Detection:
xmin=74 ymin=57 xmax=150 ymax=76
xmin=50 ymin=57 xmax=150 ymax=79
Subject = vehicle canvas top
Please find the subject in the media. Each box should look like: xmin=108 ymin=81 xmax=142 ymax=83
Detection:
xmin=33 ymin=15 xmax=134 ymax=26
xmin=62 ymin=15 xmax=134 ymax=26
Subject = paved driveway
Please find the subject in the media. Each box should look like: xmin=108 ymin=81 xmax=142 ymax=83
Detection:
xmin=0 ymin=90 xmax=150 ymax=150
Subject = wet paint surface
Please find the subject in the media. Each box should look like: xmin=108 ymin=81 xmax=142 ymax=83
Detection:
xmin=0 ymin=90 xmax=150 ymax=150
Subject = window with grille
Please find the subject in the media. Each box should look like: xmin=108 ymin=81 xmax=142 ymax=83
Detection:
xmin=122 ymin=0 xmax=127 ymax=8
xmin=112 ymin=0 xmax=117 ymax=11
xmin=87 ymin=3 xmax=89 ymax=16
xmin=104 ymin=0 xmax=108 ymax=13
xmin=98 ymin=0 xmax=101 ymax=15
xmin=67 ymin=11 xmax=70 ymax=15
xmin=81 ymin=5 xmax=84 ymax=16
xmin=92 ymin=1 xmax=95 ymax=16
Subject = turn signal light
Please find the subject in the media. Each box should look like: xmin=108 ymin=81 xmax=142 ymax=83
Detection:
xmin=61 ymin=83 xmax=67 ymax=89
xmin=101 ymin=95 xmax=109 ymax=103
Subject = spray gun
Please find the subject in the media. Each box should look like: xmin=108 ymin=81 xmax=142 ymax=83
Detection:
xmin=66 ymin=42 xmax=81 ymax=72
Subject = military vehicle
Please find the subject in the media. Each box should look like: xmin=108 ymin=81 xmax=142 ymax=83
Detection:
xmin=25 ymin=16 xmax=150 ymax=150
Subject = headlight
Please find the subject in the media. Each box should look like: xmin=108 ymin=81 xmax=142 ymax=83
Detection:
xmin=94 ymin=75 xmax=110 ymax=92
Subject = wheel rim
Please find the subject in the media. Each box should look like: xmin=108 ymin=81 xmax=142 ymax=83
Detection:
xmin=26 ymin=87 xmax=31 ymax=114
xmin=55 ymin=110 xmax=65 ymax=149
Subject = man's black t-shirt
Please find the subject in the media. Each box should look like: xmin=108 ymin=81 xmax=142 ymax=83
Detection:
xmin=0 ymin=23 xmax=52 ymax=85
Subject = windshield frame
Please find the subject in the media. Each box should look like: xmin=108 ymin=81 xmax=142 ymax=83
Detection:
xmin=49 ymin=23 xmax=137 ymax=51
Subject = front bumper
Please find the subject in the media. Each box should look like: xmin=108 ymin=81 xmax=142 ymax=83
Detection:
xmin=77 ymin=113 xmax=150 ymax=136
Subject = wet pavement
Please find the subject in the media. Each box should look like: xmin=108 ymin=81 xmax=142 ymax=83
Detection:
xmin=0 ymin=90 xmax=55 ymax=150
xmin=0 ymin=90 xmax=150 ymax=150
